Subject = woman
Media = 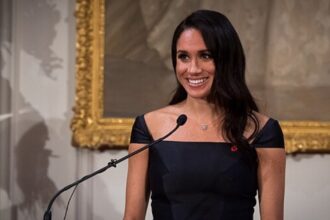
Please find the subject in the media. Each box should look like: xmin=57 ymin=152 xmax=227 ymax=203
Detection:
xmin=124 ymin=10 xmax=285 ymax=220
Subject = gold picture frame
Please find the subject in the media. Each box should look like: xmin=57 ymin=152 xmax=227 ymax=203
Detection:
xmin=71 ymin=0 xmax=330 ymax=153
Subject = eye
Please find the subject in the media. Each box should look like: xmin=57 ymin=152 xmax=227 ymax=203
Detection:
xmin=200 ymin=52 xmax=213 ymax=60
xmin=177 ymin=52 xmax=190 ymax=62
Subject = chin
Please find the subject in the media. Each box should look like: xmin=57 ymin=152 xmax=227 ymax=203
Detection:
xmin=186 ymin=91 xmax=211 ymax=100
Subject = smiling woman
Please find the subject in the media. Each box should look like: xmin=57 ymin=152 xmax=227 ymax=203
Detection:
xmin=175 ymin=29 xmax=216 ymax=99
xmin=71 ymin=0 xmax=330 ymax=152
xmin=123 ymin=10 xmax=286 ymax=220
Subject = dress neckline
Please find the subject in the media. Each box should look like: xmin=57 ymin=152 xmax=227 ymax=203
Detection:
xmin=142 ymin=114 xmax=275 ymax=144
xmin=161 ymin=140 xmax=231 ymax=144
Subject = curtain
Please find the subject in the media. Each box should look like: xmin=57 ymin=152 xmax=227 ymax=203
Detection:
xmin=0 ymin=0 xmax=13 ymax=219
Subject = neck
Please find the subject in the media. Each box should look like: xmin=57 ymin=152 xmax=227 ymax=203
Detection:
xmin=183 ymin=97 xmax=220 ymax=120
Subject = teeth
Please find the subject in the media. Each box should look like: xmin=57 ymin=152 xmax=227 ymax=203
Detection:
xmin=188 ymin=78 xmax=206 ymax=85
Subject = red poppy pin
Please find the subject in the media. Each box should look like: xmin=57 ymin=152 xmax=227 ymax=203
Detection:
xmin=231 ymin=145 xmax=238 ymax=152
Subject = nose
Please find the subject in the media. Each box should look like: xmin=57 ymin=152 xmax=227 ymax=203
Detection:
xmin=187 ymin=59 xmax=202 ymax=74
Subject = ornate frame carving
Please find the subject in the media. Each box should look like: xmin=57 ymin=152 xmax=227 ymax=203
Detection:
xmin=71 ymin=0 xmax=330 ymax=153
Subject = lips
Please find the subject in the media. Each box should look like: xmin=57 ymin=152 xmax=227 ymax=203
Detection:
xmin=187 ymin=77 xmax=208 ymax=87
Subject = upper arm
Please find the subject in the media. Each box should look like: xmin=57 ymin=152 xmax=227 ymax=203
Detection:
xmin=124 ymin=143 xmax=150 ymax=220
xmin=257 ymin=148 xmax=286 ymax=220
xmin=253 ymin=118 xmax=286 ymax=220
xmin=124 ymin=115 xmax=152 ymax=220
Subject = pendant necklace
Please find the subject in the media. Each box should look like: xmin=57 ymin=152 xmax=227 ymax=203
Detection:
xmin=189 ymin=115 xmax=220 ymax=131
xmin=200 ymin=124 xmax=209 ymax=131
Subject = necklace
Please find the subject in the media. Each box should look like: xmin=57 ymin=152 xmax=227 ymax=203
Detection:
xmin=200 ymin=124 xmax=209 ymax=131
xmin=188 ymin=114 xmax=220 ymax=131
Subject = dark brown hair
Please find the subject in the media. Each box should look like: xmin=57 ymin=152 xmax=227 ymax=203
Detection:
xmin=170 ymin=10 xmax=259 ymax=165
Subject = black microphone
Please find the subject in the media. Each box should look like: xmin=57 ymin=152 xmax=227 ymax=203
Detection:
xmin=43 ymin=114 xmax=187 ymax=220
xmin=177 ymin=114 xmax=187 ymax=126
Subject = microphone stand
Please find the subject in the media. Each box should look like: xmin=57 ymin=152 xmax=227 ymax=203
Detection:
xmin=43 ymin=115 xmax=187 ymax=220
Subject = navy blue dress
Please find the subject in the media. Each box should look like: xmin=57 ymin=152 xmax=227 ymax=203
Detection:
xmin=130 ymin=115 xmax=284 ymax=220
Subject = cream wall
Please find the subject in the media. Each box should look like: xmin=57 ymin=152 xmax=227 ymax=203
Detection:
xmin=0 ymin=0 xmax=329 ymax=220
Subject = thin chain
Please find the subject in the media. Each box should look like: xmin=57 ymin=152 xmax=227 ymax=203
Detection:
xmin=187 ymin=114 xmax=221 ymax=131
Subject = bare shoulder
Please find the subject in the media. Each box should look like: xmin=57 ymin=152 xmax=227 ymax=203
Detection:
xmin=253 ymin=111 xmax=271 ymax=129
xmin=245 ymin=111 xmax=271 ymax=140
xmin=144 ymin=105 xmax=179 ymax=123
xmin=144 ymin=104 xmax=183 ymax=139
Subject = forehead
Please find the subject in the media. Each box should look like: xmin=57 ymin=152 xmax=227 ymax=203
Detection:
xmin=176 ymin=28 xmax=207 ymax=50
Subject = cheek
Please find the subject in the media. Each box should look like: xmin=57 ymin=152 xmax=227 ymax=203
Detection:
xmin=210 ymin=67 xmax=216 ymax=77
xmin=206 ymin=62 xmax=216 ymax=75
xmin=205 ymin=66 xmax=216 ymax=79
xmin=175 ymin=62 xmax=186 ymax=76
xmin=175 ymin=71 xmax=184 ymax=85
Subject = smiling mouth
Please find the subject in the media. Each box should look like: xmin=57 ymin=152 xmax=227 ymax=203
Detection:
xmin=187 ymin=78 xmax=208 ymax=87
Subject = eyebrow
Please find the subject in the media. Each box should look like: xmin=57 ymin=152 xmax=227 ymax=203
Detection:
xmin=176 ymin=50 xmax=187 ymax=54
xmin=176 ymin=49 xmax=210 ymax=53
